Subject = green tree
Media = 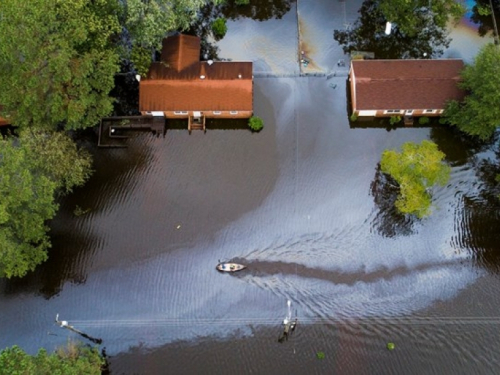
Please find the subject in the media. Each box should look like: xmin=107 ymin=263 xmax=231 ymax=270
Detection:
xmin=125 ymin=0 xmax=225 ymax=70
xmin=443 ymin=43 xmax=500 ymax=140
xmin=211 ymin=18 xmax=228 ymax=40
xmin=380 ymin=140 xmax=451 ymax=218
xmin=0 ymin=0 xmax=121 ymax=131
xmin=0 ymin=131 xmax=92 ymax=278
xmin=334 ymin=0 xmax=452 ymax=59
xmin=379 ymin=0 xmax=465 ymax=37
xmin=0 ymin=343 xmax=104 ymax=375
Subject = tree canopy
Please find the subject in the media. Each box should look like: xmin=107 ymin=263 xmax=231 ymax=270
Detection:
xmin=125 ymin=0 xmax=225 ymax=74
xmin=380 ymin=140 xmax=451 ymax=218
xmin=443 ymin=43 xmax=500 ymax=140
xmin=379 ymin=0 xmax=465 ymax=37
xmin=0 ymin=0 xmax=121 ymax=131
xmin=0 ymin=343 xmax=104 ymax=375
xmin=125 ymin=0 xmax=225 ymax=48
xmin=334 ymin=0 xmax=451 ymax=59
xmin=0 ymin=130 xmax=92 ymax=278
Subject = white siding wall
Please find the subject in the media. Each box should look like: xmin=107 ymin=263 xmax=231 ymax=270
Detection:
xmin=358 ymin=110 xmax=377 ymax=116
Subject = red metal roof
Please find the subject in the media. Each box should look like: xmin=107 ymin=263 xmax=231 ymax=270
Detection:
xmin=160 ymin=34 xmax=200 ymax=72
xmin=139 ymin=35 xmax=253 ymax=112
xmin=140 ymin=79 xmax=252 ymax=111
xmin=351 ymin=59 xmax=465 ymax=110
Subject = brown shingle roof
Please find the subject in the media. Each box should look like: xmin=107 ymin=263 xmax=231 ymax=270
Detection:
xmin=352 ymin=59 xmax=465 ymax=110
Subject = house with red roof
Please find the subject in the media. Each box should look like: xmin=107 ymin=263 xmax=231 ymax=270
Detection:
xmin=349 ymin=59 xmax=465 ymax=122
xmin=139 ymin=34 xmax=253 ymax=131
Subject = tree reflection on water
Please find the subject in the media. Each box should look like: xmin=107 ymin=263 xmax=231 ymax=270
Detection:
xmin=221 ymin=0 xmax=296 ymax=21
xmin=452 ymin=136 xmax=500 ymax=274
xmin=469 ymin=0 xmax=500 ymax=39
xmin=369 ymin=164 xmax=417 ymax=238
xmin=333 ymin=0 xmax=451 ymax=59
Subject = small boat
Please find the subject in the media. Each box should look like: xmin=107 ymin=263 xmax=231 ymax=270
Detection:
xmin=216 ymin=262 xmax=246 ymax=273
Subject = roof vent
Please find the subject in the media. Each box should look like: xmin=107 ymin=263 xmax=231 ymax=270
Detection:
xmin=207 ymin=60 xmax=214 ymax=65
xmin=238 ymin=74 xmax=242 ymax=79
xmin=200 ymin=75 xmax=205 ymax=79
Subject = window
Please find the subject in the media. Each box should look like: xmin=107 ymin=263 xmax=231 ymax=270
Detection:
xmin=213 ymin=111 xmax=221 ymax=115
xmin=384 ymin=109 xmax=401 ymax=114
xmin=229 ymin=111 xmax=238 ymax=115
xmin=174 ymin=111 xmax=188 ymax=115
xmin=425 ymin=109 xmax=435 ymax=113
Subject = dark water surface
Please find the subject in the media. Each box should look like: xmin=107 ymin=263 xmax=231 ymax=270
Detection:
xmin=1 ymin=1 xmax=500 ymax=374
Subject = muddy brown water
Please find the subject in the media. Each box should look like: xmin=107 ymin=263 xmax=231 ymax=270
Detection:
xmin=1 ymin=1 xmax=500 ymax=374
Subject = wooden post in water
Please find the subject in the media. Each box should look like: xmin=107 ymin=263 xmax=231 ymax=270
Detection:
xmin=55 ymin=314 xmax=102 ymax=344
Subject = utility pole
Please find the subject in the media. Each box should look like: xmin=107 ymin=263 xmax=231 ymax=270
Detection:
xmin=489 ymin=0 xmax=499 ymax=45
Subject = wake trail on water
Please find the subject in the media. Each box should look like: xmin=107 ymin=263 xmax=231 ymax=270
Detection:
xmin=69 ymin=316 xmax=500 ymax=327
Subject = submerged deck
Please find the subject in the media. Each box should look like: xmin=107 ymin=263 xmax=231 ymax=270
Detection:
xmin=98 ymin=116 xmax=165 ymax=147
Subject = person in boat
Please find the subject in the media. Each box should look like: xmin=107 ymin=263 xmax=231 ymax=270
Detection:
xmin=278 ymin=318 xmax=298 ymax=343
xmin=278 ymin=319 xmax=291 ymax=343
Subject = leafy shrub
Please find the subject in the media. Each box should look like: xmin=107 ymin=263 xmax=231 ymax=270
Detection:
xmin=389 ymin=116 xmax=401 ymax=125
xmin=418 ymin=116 xmax=430 ymax=125
xmin=248 ymin=116 xmax=264 ymax=132
xmin=211 ymin=18 xmax=228 ymax=40
xmin=350 ymin=113 xmax=358 ymax=122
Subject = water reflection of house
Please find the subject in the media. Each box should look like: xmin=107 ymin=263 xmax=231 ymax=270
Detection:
xmin=349 ymin=59 xmax=465 ymax=125
xmin=139 ymin=34 xmax=253 ymax=132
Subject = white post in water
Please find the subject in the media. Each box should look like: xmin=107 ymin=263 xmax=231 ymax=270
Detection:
xmin=286 ymin=300 xmax=292 ymax=323
xmin=385 ymin=22 xmax=392 ymax=35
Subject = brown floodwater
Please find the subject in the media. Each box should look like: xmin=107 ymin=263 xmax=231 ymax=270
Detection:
xmin=1 ymin=1 xmax=499 ymax=374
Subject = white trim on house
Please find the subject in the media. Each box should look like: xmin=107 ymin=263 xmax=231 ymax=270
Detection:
xmin=151 ymin=111 xmax=164 ymax=117
xmin=358 ymin=110 xmax=377 ymax=116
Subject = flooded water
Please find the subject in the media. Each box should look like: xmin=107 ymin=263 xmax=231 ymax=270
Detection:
xmin=1 ymin=1 xmax=500 ymax=374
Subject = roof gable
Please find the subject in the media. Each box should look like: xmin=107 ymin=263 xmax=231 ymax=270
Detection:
xmin=161 ymin=34 xmax=201 ymax=72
